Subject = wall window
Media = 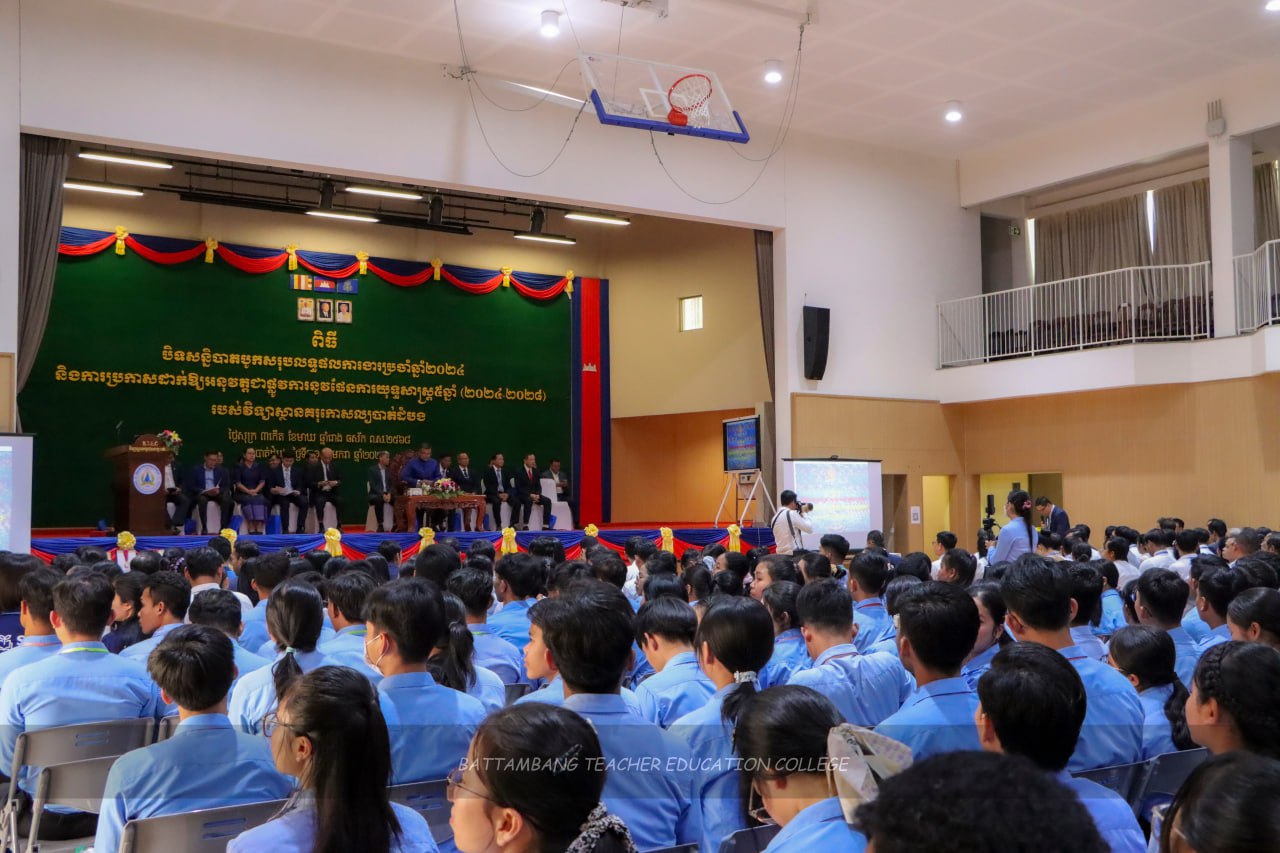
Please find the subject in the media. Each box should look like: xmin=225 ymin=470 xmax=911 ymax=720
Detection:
xmin=679 ymin=295 xmax=703 ymax=331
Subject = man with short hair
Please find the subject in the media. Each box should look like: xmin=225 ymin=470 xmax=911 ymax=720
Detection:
xmin=184 ymin=546 xmax=252 ymax=620
xmin=1138 ymin=528 xmax=1175 ymax=572
xmin=187 ymin=589 xmax=271 ymax=684
xmin=239 ymin=551 xmax=289 ymax=651
xmin=367 ymin=450 xmax=396 ymax=533
xmin=318 ymin=571 xmax=382 ymax=682
xmin=1066 ymin=563 xmax=1107 ymax=662
xmin=819 ymin=533 xmax=850 ymax=572
xmin=0 ymin=570 xmax=62 ymax=688
xmin=162 ymin=452 xmax=191 ymax=533
xmin=1134 ymin=568 xmax=1201 ymax=685
xmin=632 ymin=597 xmax=715 ymax=728
xmin=448 ymin=451 xmax=482 ymax=530
xmin=1194 ymin=563 xmax=1251 ymax=651
xmin=482 ymin=453 xmax=511 ymax=529
xmin=511 ymin=453 xmax=551 ymax=531
xmin=1105 ymin=536 xmax=1139 ymax=588
xmin=975 ymin=643 xmax=1145 ymax=853
xmin=447 ymin=567 xmax=524 ymax=683
xmin=487 ymin=553 xmax=542 ymax=650
xmin=848 ymin=551 xmax=892 ymax=652
xmin=1035 ymin=497 xmax=1071 ymax=537
xmin=1206 ymin=518 xmax=1228 ymax=555
xmin=930 ymin=531 xmax=957 ymax=578
xmin=184 ymin=450 xmax=232 ymax=535
xmin=937 ymin=548 xmax=977 ymax=587
xmin=1222 ymin=527 xmax=1262 ymax=566
xmin=542 ymin=457 xmax=572 ymax=519
xmin=307 ymin=446 xmax=342 ymax=525
xmin=266 ymin=449 xmax=308 ymax=534
xmin=771 ymin=491 xmax=813 ymax=556
xmin=1169 ymin=529 xmax=1201 ymax=579
xmin=123 ymin=572 xmax=192 ymax=661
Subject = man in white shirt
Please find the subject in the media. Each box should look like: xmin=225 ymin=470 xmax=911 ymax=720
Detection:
xmin=162 ymin=452 xmax=191 ymax=533
xmin=1138 ymin=529 xmax=1176 ymax=573
xmin=771 ymin=490 xmax=814 ymax=556
xmin=931 ymin=531 xmax=957 ymax=579
xmin=184 ymin=547 xmax=253 ymax=620
xmin=1168 ymin=529 xmax=1201 ymax=580
xmin=1104 ymin=536 xmax=1140 ymax=589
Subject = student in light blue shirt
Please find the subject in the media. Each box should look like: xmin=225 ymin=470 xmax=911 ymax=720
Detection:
xmin=1226 ymin=586 xmax=1280 ymax=648
xmin=486 ymin=552 xmax=542 ymax=652
xmin=430 ymin=593 xmax=505 ymax=713
xmin=876 ymin=582 xmax=982 ymax=759
xmin=1095 ymin=563 xmax=1125 ymax=637
xmin=123 ymin=570 xmax=191 ymax=662
xmin=448 ymin=567 xmax=524 ymax=683
xmin=0 ymin=569 xmax=62 ymax=689
xmin=632 ymin=597 xmax=715 ymax=727
xmin=94 ymin=625 xmax=292 ymax=853
xmin=758 ymin=581 xmax=812 ymax=688
xmin=229 ymin=580 xmax=335 ymax=734
xmin=317 ymin=570 xmax=382 ymax=683
xmin=848 ymin=551 xmax=893 ymax=652
xmin=988 ymin=489 xmax=1038 ymax=564
xmin=1001 ymin=556 xmax=1144 ymax=772
xmin=187 ymin=589 xmax=271 ymax=688
xmin=961 ymin=582 xmax=1011 ymax=690
xmin=1106 ymin=625 xmax=1195 ymax=760
xmin=975 ymin=642 xmax=1145 ymax=853
xmin=788 ymin=580 xmax=909 ymax=726
xmin=732 ymin=686 xmax=867 ymax=853
xmin=1181 ymin=557 xmax=1217 ymax=642
xmin=239 ymin=551 xmax=290 ymax=651
xmin=1193 ymin=562 xmax=1250 ymax=652
xmin=1067 ymin=563 xmax=1109 ymax=662
xmin=229 ymin=666 xmax=437 ymax=853
xmin=515 ymin=599 xmax=646 ymax=713
xmin=1184 ymin=641 xmax=1280 ymax=757
xmin=1135 ymin=568 xmax=1202 ymax=685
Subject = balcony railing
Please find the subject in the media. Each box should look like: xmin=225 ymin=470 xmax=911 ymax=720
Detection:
xmin=1235 ymin=240 xmax=1280 ymax=335
xmin=936 ymin=263 xmax=1213 ymax=368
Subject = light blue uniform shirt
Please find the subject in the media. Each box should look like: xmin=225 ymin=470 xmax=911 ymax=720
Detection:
xmin=486 ymin=598 xmax=534 ymax=650
xmin=564 ymin=693 xmax=698 ymax=852
xmin=990 ymin=517 xmax=1037 ymax=563
xmin=852 ymin=598 xmax=891 ymax=653
xmin=378 ymin=672 xmax=485 ymax=784
xmin=1059 ymin=645 xmax=1145 ymax=773
xmin=787 ymin=644 xmax=911 ymax=727
xmin=516 ymin=675 xmax=645 ymax=714
xmin=1195 ymin=623 xmax=1231 ymax=653
xmin=1071 ymin=626 xmax=1109 ymax=663
xmin=465 ymin=665 xmax=505 ymax=713
xmin=1097 ymin=589 xmax=1125 ymax=636
xmin=628 ymin=641 xmax=656 ymax=687
xmin=757 ymin=629 xmax=812 ymax=689
xmin=319 ymin=625 xmax=383 ymax=684
xmin=121 ymin=621 xmax=183 ymax=662
xmin=94 ymin=713 xmax=292 ymax=853
xmin=229 ymin=648 xmax=333 ymax=734
xmin=256 ymin=624 xmax=337 ymax=660
xmin=869 ymin=618 xmax=900 ymax=657
xmin=672 ymin=685 xmax=753 ymax=852
xmin=961 ymin=642 xmax=1001 ymax=691
xmin=634 ymin=651 xmax=715 ymax=728
xmin=763 ymin=796 xmax=866 ymax=853
xmin=876 ymin=676 xmax=982 ymax=760
xmin=468 ymin=625 xmax=524 ymax=684
xmin=0 ymin=641 xmax=161 ymax=795
xmin=231 ymin=642 xmax=272 ymax=684
xmin=0 ymin=635 xmax=61 ymax=689
xmin=1166 ymin=627 xmax=1202 ymax=687
xmin=229 ymin=791 xmax=438 ymax=853
xmin=1181 ymin=608 xmax=1210 ymax=643
xmin=1137 ymin=684 xmax=1179 ymax=760
xmin=239 ymin=600 xmax=269 ymax=651
xmin=1057 ymin=771 xmax=1146 ymax=853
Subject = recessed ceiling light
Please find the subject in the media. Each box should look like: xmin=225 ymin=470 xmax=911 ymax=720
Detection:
xmin=540 ymin=9 xmax=560 ymax=38
xmin=63 ymin=181 xmax=144 ymax=197
xmin=305 ymin=210 xmax=379 ymax=223
xmin=565 ymin=211 xmax=630 ymax=226
xmin=763 ymin=60 xmax=784 ymax=85
xmin=1267 ymin=0 xmax=1280 ymax=11
xmin=345 ymin=186 xmax=423 ymax=201
xmin=77 ymin=151 xmax=172 ymax=170
xmin=944 ymin=100 xmax=964 ymax=123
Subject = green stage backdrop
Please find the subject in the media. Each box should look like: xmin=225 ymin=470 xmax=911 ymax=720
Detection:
xmin=19 ymin=251 xmax=571 ymax=527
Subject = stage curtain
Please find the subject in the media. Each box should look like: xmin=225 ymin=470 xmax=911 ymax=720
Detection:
xmin=754 ymin=230 xmax=775 ymax=399
xmin=1153 ymin=179 xmax=1211 ymax=265
xmin=16 ymin=135 xmax=69 ymax=401
xmin=1034 ymin=194 xmax=1152 ymax=284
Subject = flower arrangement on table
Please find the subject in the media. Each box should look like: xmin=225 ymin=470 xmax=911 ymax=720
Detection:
xmin=158 ymin=429 xmax=183 ymax=452
xmin=424 ymin=478 xmax=462 ymax=498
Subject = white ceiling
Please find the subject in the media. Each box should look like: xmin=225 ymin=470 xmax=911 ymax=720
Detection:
xmin=103 ymin=0 xmax=1280 ymax=157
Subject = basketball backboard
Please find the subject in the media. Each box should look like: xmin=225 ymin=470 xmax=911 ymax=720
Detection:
xmin=578 ymin=52 xmax=750 ymax=144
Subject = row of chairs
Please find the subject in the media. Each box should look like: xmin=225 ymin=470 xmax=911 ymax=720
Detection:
xmin=1073 ymin=747 xmax=1208 ymax=824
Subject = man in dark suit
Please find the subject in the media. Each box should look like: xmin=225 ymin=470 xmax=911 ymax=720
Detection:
xmin=511 ymin=453 xmax=551 ymax=531
xmin=367 ymin=450 xmax=396 ymax=533
xmin=267 ymin=449 xmax=309 ymax=533
xmin=162 ymin=452 xmax=191 ymax=533
xmin=449 ymin=451 xmax=481 ymax=531
xmin=482 ymin=453 xmax=511 ymax=530
xmin=309 ymin=446 xmax=342 ymax=527
xmin=183 ymin=449 xmax=232 ymax=535
xmin=1036 ymin=497 xmax=1071 ymax=538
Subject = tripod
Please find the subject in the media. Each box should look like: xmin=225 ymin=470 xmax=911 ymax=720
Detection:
xmin=714 ymin=469 xmax=775 ymax=529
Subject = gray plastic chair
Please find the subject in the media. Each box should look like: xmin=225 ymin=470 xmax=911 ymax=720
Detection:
xmin=389 ymin=778 xmax=451 ymax=843
xmin=117 ymin=798 xmax=287 ymax=853
xmin=154 ymin=714 xmax=181 ymax=743
xmin=643 ymin=845 xmax=698 ymax=853
xmin=1131 ymin=747 xmax=1208 ymax=814
xmin=504 ymin=682 xmax=534 ymax=705
xmin=717 ymin=824 xmax=781 ymax=853
xmin=1072 ymin=758 xmax=1150 ymax=804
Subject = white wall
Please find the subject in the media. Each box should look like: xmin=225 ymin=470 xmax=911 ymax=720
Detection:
xmin=0 ymin=0 xmax=19 ymax=357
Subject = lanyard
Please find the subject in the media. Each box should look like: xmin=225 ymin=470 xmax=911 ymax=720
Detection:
xmin=59 ymin=645 xmax=109 ymax=655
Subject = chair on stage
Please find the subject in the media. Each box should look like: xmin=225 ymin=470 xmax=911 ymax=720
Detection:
xmin=484 ymin=501 xmax=513 ymax=532
xmin=183 ymin=505 xmax=241 ymax=536
xmin=365 ymin=503 xmax=395 ymax=532
xmin=541 ymin=477 xmax=571 ymax=530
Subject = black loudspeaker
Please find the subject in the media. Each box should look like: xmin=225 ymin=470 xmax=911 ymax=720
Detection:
xmin=803 ymin=306 xmax=830 ymax=380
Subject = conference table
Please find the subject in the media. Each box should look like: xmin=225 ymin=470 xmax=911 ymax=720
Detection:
xmin=395 ymin=493 xmax=487 ymax=532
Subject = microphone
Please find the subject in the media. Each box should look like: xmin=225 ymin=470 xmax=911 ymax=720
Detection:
xmin=115 ymin=420 xmax=125 ymax=444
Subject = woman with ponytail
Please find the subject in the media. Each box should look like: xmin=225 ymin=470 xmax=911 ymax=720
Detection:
xmin=671 ymin=596 xmax=775 ymax=853
xmin=1107 ymin=625 xmax=1195 ymax=758
xmin=989 ymin=489 xmax=1038 ymax=563
xmin=430 ymin=592 xmax=505 ymax=712
xmin=450 ymin=704 xmax=637 ymax=853
xmin=228 ymin=579 xmax=334 ymax=734
xmin=229 ymin=666 xmax=437 ymax=853
xmin=1185 ymin=641 xmax=1280 ymax=759
xmin=1227 ymin=587 xmax=1280 ymax=649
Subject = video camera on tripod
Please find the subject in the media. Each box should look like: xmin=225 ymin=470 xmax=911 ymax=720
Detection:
xmin=976 ymin=493 xmax=998 ymax=558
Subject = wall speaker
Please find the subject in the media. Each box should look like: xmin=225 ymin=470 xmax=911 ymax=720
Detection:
xmin=803 ymin=306 xmax=830 ymax=381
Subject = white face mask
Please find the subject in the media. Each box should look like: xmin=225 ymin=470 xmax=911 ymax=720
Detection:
xmin=364 ymin=632 xmax=387 ymax=672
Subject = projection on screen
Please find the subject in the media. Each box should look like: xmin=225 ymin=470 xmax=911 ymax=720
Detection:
xmin=722 ymin=416 xmax=761 ymax=472
xmin=783 ymin=459 xmax=883 ymax=548
xmin=0 ymin=436 xmax=34 ymax=555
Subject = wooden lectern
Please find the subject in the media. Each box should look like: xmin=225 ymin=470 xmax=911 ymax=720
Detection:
xmin=105 ymin=434 xmax=170 ymax=535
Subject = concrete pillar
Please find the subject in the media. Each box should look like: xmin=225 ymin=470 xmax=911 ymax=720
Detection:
xmin=1209 ymin=135 xmax=1256 ymax=338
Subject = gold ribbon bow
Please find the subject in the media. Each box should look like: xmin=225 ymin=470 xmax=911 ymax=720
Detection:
xmin=584 ymin=523 xmax=599 ymax=538
xmin=501 ymin=266 xmax=512 ymax=288
xmin=501 ymin=527 xmax=518 ymax=555
xmin=114 ymin=226 xmax=129 ymax=256
xmin=727 ymin=524 xmax=742 ymax=551
xmin=116 ymin=531 xmax=136 ymax=551
xmin=286 ymin=244 xmax=299 ymax=271
xmin=356 ymin=251 xmax=368 ymax=275
xmin=219 ymin=528 xmax=237 ymax=547
xmin=204 ymin=237 xmax=218 ymax=264
xmin=659 ymin=527 xmax=674 ymax=553
xmin=565 ymin=269 xmax=575 ymax=298
xmin=419 ymin=527 xmax=436 ymax=547
xmin=431 ymin=258 xmax=443 ymax=281
xmin=324 ymin=527 xmax=343 ymax=557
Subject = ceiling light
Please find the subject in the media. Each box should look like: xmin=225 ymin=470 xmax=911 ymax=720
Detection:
xmin=77 ymin=151 xmax=172 ymax=170
xmin=763 ymin=60 xmax=784 ymax=85
xmin=944 ymin=100 xmax=964 ymax=123
xmin=1267 ymin=1 xmax=1280 ymax=11
xmin=346 ymin=186 xmax=423 ymax=201
xmin=515 ymin=207 xmax=576 ymax=245
xmin=565 ymin=211 xmax=630 ymax=226
xmin=540 ymin=9 xmax=561 ymax=37
xmin=305 ymin=210 xmax=379 ymax=223
xmin=63 ymin=181 xmax=144 ymax=197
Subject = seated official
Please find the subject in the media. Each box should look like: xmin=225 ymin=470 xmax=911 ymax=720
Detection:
xmin=184 ymin=450 xmax=233 ymax=535
xmin=367 ymin=450 xmax=396 ymax=533
xmin=188 ymin=589 xmax=272 ymax=687
xmin=510 ymin=453 xmax=551 ymax=531
xmin=318 ymin=571 xmax=382 ymax=683
xmin=185 ymin=545 xmax=253 ymax=620
xmin=448 ymin=568 xmax=524 ymax=684
xmin=123 ymin=571 xmax=192 ymax=662
xmin=307 ymin=447 xmax=343 ymax=525
xmin=733 ymin=686 xmax=868 ymax=853
xmin=976 ymin=643 xmax=1146 ymax=853
xmin=632 ymin=597 xmax=715 ymax=728
xmin=401 ymin=444 xmax=444 ymax=530
xmin=482 ymin=453 xmax=512 ymax=527
xmin=0 ymin=574 xmax=161 ymax=841
xmin=232 ymin=448 xmax=269 ymax=534
xmin=0 ymin=569 xmax=62 ymax=688
xmin=542 ymin=457 xmax=573 ymax=518
xmin=450 ymin=704 xmax=637 ymax=853
xmin=228 ymin=666 xmax=438 ymax=853
xmin=448 ymin=452 xmax=483 ymax=530
xmin=162 ymin=452 xmax=191 ymax=534
xmin=94 ymin=625 xmax=293 ymax=853
xmin=266 ymin=450 xmax=309 ymax=534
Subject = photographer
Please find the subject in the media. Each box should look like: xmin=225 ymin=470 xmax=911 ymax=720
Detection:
xmin=772 ymin=490 xmax=814 ymax=556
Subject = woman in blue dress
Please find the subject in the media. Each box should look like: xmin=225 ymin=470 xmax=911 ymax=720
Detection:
xmin=988 ymin=489 xmax=1038 ymax=564
xmin=233 ymin=447 xmax=268 ymax=533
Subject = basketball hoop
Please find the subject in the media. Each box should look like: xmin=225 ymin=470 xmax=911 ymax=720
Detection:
xmin=667 ymin=73 xmax=713 ymax=128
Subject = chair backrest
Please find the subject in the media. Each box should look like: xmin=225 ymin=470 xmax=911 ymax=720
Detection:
xmin=504 ymin=682 xmax=533 ymax=705
xmin=486 ymin=661 xmax=521 ymax=685
xmin=540 ymin=478 xmax=559 ymax=496
xmin=16 ymin=718 xmax=154 ymax=773
xmin=37 ymin=754 xmax=120 ymax=814
xmin=119 ymin=798 xmax=287 ymax=853
xmin=1073 ymin=760 xmax=1148 ymax=804
xmin=647 ymin=845 xmax=698 ymax=853
xmin=717 ymin=824 xmax=781 ymax=853
xmin=1134 ymin=748 xmax=1209 ymax=805
xmin=155 ymin=714 xmax=181 ymax=743
xmin=388 ymin=779 xmax=451 ymax=843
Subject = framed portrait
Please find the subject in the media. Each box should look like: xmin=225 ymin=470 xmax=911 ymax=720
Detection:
xmin=296 ymin=297 xmax=315 ymax=322
xmin=336 ymin=300 xmax=353 ymax=324
xmin=316 ymin=298 xmax=334 ymax=323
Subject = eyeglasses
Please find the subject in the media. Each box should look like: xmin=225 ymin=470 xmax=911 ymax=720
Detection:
xmin=261 ymin=712 xmax=305 ymax=739
xmin=446 ymin=766 xmax=491 ymax=803
xmin=747 ymin=782 xmax=776 ymax=826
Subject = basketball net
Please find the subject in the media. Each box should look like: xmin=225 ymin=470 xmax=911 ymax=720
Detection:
xmin=667 ymin=73 xmax=713 ymax=128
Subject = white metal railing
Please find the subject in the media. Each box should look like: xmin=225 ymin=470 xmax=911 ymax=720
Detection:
xmin=1235 ymin=240 xmax=1280 ymax=335
xmin=936 ymin=262 xmax=1213 ymax=368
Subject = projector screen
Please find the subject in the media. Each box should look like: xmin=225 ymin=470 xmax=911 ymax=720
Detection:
xmin=0 ymin=436 xmax=34 ymax=555
xmin=782 ymin=458 xmax=883 ymax=549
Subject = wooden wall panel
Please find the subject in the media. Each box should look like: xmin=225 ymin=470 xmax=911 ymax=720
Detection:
xmin=0 ymin=353 xmax=13 ymax=431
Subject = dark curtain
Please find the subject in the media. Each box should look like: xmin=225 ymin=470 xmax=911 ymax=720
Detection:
xmin=753 ymin=230 xmax=775 ymax=398
xmin=17 ymin=135 xmax=69 ymax=396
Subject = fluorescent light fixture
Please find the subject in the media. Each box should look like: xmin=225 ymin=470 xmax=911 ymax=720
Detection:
xmin=515 ymin=233 xmax=577 ymax=245
xmin=763 ymin=60 xmax=784 ymax=85
xmin=565 ymin=211 xmax=630 ymax=226
xmin=1268 ymin=0 xmax=1280 ymax=11
xmin=944 ymin=100 xmax=963 ymax=123
xmin=540 ymin=9 xmax=561 ymax=37
xmin=77 ymin=151 xmax=173 ymax=170
xmin=63 ymin=181 xmax=144 ymax=197
xmin=305 ymin=210 xmax=379 ymax=223
xmin=345 ymin=186 xmax=423 ymax=201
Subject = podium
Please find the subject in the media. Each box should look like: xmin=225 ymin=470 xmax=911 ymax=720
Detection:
xmin=105 ymin=434 xmax=170 ymax=535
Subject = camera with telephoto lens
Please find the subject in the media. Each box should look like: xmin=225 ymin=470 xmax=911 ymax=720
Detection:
xmin=798 ymin=501 xmax=814 ymax=513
